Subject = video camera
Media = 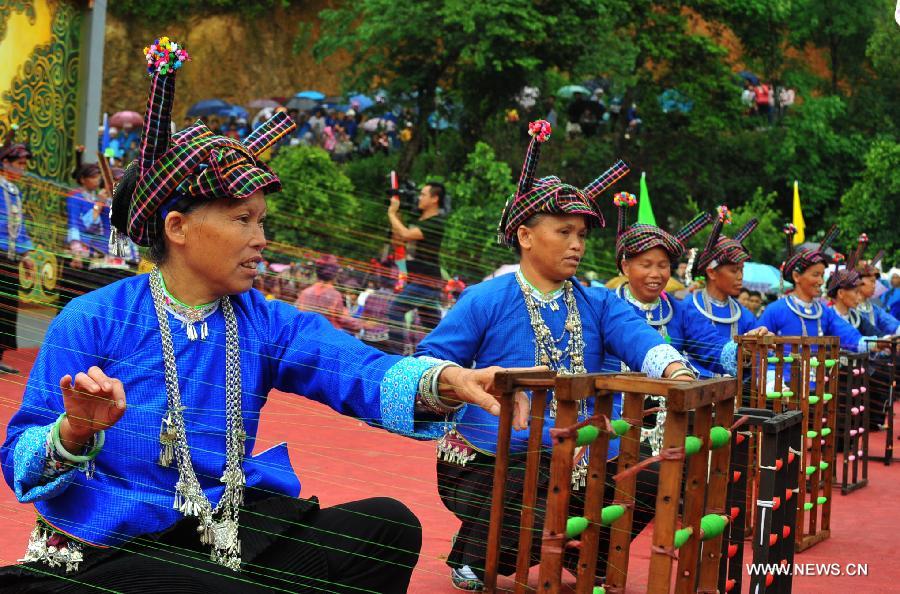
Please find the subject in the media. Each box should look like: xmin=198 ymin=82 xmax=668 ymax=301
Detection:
xmin=386 ymin=170 xmax=419 ymax=211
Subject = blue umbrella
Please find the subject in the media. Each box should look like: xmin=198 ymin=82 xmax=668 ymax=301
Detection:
xmin=349 ymin=94 xmax=375 ymax=111
xmin=295 ymin=90 xmax=325 ymax=101
xmin=739 ymin=71 xmax=760 ymax=86
xmin=285 ymin=97 xmax=320 ymax=111
xmin=186 ymin=98 xmax=230 ymax=117
xmin=217 ymin=104 xmax=249 ymax=119
xmin=743 ymin=262 xmax=791 ymax=294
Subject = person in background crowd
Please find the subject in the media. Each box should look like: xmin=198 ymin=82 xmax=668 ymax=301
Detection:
xmin=385 ymin=182 xmax=447 ymax=354
xmin=0 ymin=125 xmax=34 ymax=374
xmin=295 ymin=254 xmax=361 ymax=333
xmin=854 ymin=236 xmax=900 ymax=335
xmin=747 ymin=290 xmax=764 ymax=316
xmin=741 ymin=81 xmax=757 ymax=115
xmin=738 ymin=287 xmax=751 ymax=308
xmin=754 ymin=82 xmax=773 ymax=124
xmin=881 ymin=269 xmax=900 ymax=313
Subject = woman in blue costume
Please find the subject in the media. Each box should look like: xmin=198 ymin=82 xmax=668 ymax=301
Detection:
xmin=758 ymin=225 xmax=875 ymax=353
xmin=607 ymin=198 xmax=749 ymax=382
xmin=0 ymin=40 xmax=517 ymax=594
xmin=417 ymin=120 xmax=698 ymax=591
xmin=687 ymin=206 xmax=760 ymax=341
xmin=853 ymin=236 xmax=900 ymax=336
xmin=58 ymin=148 xmax=134 ymax=308
xmin=826 ymin=239 xmax=879 ymax=337
xmin=0 ymin=125 xmax=34 ymax=375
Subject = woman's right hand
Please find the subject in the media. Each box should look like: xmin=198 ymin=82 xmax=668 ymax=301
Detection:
xmin=58 ymin=367 xmax=126 ymax=453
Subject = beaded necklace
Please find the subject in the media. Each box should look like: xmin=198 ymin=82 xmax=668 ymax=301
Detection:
xmin=515 ymin=271 xmax=590 ymax=488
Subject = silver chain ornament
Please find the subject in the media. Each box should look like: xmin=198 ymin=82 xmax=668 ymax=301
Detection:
xmin=149 ymin=267 xmax=246 ymax=571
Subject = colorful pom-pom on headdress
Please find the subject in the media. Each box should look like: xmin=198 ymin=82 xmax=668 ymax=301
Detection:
xmin=717 ymin=205 xmax=733 ymax=226
xmin=144 ymin=37 xmax=190 ymax=76
xmin=527 ymin=119 xmax=551 ymax=143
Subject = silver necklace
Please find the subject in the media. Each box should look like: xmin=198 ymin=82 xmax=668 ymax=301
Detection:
xmin=785 ymin=295 xmax=823 ymax=337
xmin=693 ymin=289 xmax=741 ymax=336
xmin=617 ymin=284 xmax=672 ymax=340
xmin=838 ymin=307 xmax=861 ymax=329
xmin=857 ymin=301 xmax=876 ymax=325
xmin=516 ymin=272 xmax=589 ymax=489
xmin=149 ymin=267 xmax=246 ymax=571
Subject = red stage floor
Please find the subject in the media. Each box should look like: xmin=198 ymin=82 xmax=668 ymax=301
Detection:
xmin=1 ymin=346 xmax=898 ymax=592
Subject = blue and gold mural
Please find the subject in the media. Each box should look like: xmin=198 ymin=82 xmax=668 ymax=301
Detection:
xmin=1 ymin=0 xmax=82 ymax=302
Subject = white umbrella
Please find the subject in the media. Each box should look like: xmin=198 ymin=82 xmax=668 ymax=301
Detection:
xmin=483 ymin=263 xmax=519 ymax=282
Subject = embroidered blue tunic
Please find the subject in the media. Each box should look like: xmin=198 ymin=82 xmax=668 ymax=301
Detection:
xmin=604 ymin=288 xmax=738 ymax=379
xmin=66 ymin=190 xmax=110 ymax=256
xmin=0 ymin=175 xmax=33 ymax=256
xmin=2 ymin=275 xmax=450 ymax=547
xmin=758 ymin=297 xmax=868 ymax=352
xmin=415 ymin=274 xmax=686 ymax=459
xmin=689 ymin=291 xmax=758 ymax=342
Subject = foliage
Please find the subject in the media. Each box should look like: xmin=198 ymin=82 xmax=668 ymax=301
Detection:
xmin=729 ymin=189 xmax=785 ymax=265
xmin=110 ymin=0 xmax=292 ymax=23
xmin=441 ymin=143 xmax=516 ymax=279
xmin=838 ymin=139 xmax=900 ymax=264
xmin=312 ymin=0 xmax=621 ymax=170
xmin=267 ymin=146 xmax=362 ymax=258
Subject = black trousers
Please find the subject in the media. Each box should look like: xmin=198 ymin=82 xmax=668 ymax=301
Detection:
xmin=1 ymin=496 xmax=421 ymax=594
xmin=0 ymin=253 xmax=20 ymax=354
xmin=55 ymin=258 xmax=132 ymax=310
xmin=437 ymin=443 xmax=659 ymax=580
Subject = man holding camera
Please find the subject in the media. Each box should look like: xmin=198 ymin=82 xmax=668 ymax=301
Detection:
xmin=386 ymin=182 xmax=446 ymax=354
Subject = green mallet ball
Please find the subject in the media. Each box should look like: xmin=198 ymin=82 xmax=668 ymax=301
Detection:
xmin=576 ymin=425 xmax=600 ymax=446
xmin=700 ymin=514 xmax=729 ymax=540
xmin=709 ymin=426 xmax=731 ymax=449
xmin=610 ymin=419 xmax=630 ymax=437
xmin=684 ymin=435 xmax=702 ymax=456
xmin=674 ymin=527 xmax=693 ymax=548
xmin=600 ymin=505 xmax=626 ymax=526
xmin=566 ymin=516 xmax=589 ymax=538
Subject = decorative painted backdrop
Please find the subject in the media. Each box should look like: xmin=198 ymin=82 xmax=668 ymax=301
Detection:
xmin=1 ymin=0 xmax=81 ymax=252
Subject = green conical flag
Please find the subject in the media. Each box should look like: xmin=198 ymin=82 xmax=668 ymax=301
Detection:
xmin=638 ymin=171 xmax=657 ymax=225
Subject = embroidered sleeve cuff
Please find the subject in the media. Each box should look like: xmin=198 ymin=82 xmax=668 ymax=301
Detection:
xmin=720 ymin=341 xmax=738 ymax=375
xmin=380 ymin=356 xmax=464 ymax=439
xmin=12 ymin=425 xmax=78 ymax=503
xmin=641 ymin=344 xmax=689 ymax=378
xmin=79 ymin=209 xmax=102 ymax=232
xmin=66 ymin=228 xmax=81 ymax=244
xmin=861 ymin=336 xmax=877 ymax=352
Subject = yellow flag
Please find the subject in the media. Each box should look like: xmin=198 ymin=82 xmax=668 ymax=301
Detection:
xmin=792 ymin=180 xmax=805 ymax=245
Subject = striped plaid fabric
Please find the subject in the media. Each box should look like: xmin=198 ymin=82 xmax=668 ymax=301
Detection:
xmin=693 ymin=217 xmax=758 ymax=277
xmin=782 ymin=224 xmax=839 ymax=282
xmin=498 ymin=123 xmax=628 ymax=246
xmin=616 ymin=212 xmax=712 ymax=266
xmin=498 ymin=176 xmax=602 ymax=246
xmin=826 ymin=268 xmax=861 ymax=297
xmin=126 ymin=67 xmax=296 ymax=246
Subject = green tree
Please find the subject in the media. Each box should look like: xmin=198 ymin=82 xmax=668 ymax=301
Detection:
xmin=729 ymin=189 xmax=785 ymax=265
xmin=267 ymin=146 xmax=363 ymax=259
xmin=441 ymin=142 xmax=516 ymax=279
xmin=312 ymin=0 xmax=619 ymax=173
xmin=838 ymin=139 xmax=900 ymax=265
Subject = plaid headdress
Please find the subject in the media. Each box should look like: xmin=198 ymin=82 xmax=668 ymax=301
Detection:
xmin=497 ymin=120 xmax=629 ymax=247
xmin=73 ymin=146 xmax=100 ymax=181
xmin=781 ymin=223 xmax=839 ymax=282
xmin=690 ymin=205 xmax=758 ymax=279
xmin=614 ymin=195 xmax=712 ymax=269
xmin=0 ymin=124 xmax=31 ymax=162
xmin=852 ymin=234 xmax=884 ymax=277
xmin=825 ymin=242 xmax=862 ymax=298
xmin=111 ymin=37 xmax=296 ymax=250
